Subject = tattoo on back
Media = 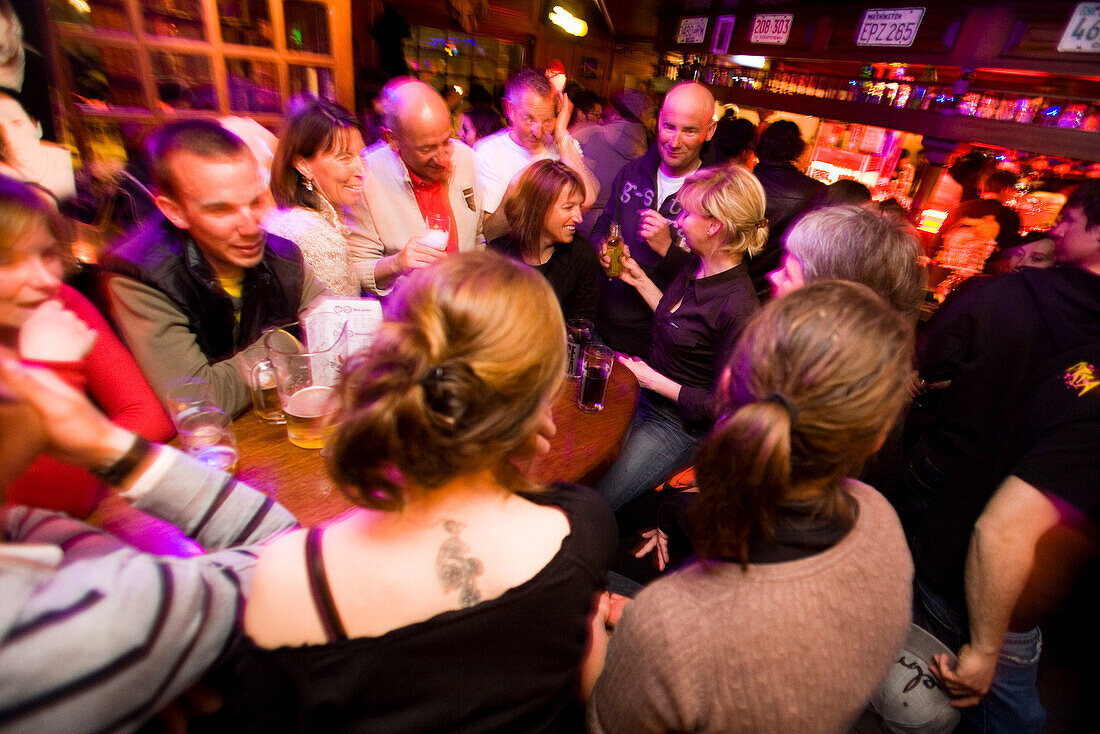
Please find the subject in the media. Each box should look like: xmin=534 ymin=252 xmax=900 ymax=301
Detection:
xmin=437 ymin=520 xmax=483 ymax=608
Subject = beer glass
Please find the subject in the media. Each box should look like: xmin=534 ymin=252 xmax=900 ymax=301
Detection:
xmin=424 ymin=214 xmax=449 ymax=250
xmin=177 ymin=407 xmax=238 ymax=472
xmin=578 ymin=345 xmax=614 ymax=413
xmin=164 ymin=377 xmax=218 ymax=430
xmin=264 ymin=321 xmax=348 ymax=449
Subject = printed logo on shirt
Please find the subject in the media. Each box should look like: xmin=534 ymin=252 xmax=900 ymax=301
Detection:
xmin=463 ymin=187 xmax=476 ymax=212
xmin=1063 ymin=361 xmax=1099 ymax=397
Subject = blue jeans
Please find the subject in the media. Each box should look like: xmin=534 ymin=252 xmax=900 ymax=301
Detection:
xmin=594 ymin=395 xmax=702 ymax=512
xmin=913 ymin=578 xmax=1045 ymax=734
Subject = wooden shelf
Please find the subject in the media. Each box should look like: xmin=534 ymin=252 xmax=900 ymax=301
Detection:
xmin=711 ymin=86 xmax=1100 ymax=162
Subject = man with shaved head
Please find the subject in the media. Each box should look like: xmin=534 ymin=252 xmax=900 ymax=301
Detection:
xmin=592 ymin=81 xmax=717 ymax=355
xmin=346 ymin=78 xmax=484 ymax=296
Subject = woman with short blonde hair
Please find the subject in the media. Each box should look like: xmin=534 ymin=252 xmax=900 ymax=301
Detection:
xmin=229 ymin=251 xmax=616 ymax=732
xmin=595 ymin=164 xmax=765 ymax=511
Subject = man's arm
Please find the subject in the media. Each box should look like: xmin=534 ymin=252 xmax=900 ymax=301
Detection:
xmin=345 ymin=190 xmax=397 ymax=296
xmin=0 ymin=359 xmax=297 ymax=734
xmin=555 ymin=93 xmax=599 ymax=210
xmin=931 ymin=476 xmax=1066 ymax=706
xmin=104 ymin=275 xmax=251 ymax=414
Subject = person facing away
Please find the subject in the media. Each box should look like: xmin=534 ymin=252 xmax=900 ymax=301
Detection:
xmin=489 ymin=159 xmax=600 ymax=322
xmin=265 ymin=95 xmax=364 ymax=297
xmin=474 ymin=67 xmax=599 ymax=242
xmin=100 ymin=120 xmax=328 ymax=415
xmin=588 ymin=281 xmax=916 ymax=734
xmin=346 ymin=78 xmax=484 ymax=297
xmin=226 ymin=251 xmax=616 ymax=733
xmin=590 ymin=81 xmax=717 ymax=357
xmin=746 ymin=118 xmax=826 ymax=300
xmin=573 ymin=88 xmax=651 ymax=239
xmin=0 ymin=352 xmax=297 ymax=734
xmin=0 ymin=176 xmax=173 ymax=518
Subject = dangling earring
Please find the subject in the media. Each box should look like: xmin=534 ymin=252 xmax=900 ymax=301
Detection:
xmin=304 ymin=177 xmax=314 ymax=192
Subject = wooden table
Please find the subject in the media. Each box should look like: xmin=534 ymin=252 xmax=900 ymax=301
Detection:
xmin=234 ymin=363 xmax=639 ymax=526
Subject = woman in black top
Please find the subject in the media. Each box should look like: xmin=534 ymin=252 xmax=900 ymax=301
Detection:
xmin=227 ymin=252 xmax=615 ymax=733
xmin=595 ymin=165 xmax=766 ymax=512
xmin=489 ymin=159 xmax=600 ymax=322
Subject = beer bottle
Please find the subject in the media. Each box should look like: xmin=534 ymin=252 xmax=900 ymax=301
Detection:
xmin=605 ymin=223 xmax=624 ymax=277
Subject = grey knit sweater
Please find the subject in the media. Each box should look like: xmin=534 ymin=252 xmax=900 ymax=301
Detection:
xmin=588 ymin=481 xmax=913 ymax=734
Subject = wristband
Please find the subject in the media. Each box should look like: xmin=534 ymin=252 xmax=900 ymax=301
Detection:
xmin=90 ymin=435 xmax=153 ymax=486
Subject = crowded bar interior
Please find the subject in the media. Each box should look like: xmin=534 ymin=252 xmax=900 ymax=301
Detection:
xmin=0 ymin=0 xmax=1098 ymax=731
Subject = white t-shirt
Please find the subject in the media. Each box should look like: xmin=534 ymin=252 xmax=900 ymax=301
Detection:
xmin=474 ymin=129 xmax=560 ymax=213
xmin=656 ymin=167 xmax=692 ymax=211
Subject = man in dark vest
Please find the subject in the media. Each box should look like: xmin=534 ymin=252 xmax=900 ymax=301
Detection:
xmin=102 ymin=120 xmax=327 ymax=414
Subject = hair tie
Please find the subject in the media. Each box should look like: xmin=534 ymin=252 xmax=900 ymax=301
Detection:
xmin=762 ymin=391 xmax=798 ymax=423
xmin=420 ymin=365 xmax=445 ymax=391
xmin=756 ymin=217 xmax=769 ymax=229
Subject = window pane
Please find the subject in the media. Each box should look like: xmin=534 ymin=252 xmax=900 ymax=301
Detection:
xmin=151 ymin=52 xmax=217 ymax=110
xmin=284 ymin=1 xmax=330 ymax=55
xmin=61 ymin=41 xmax=145 ymax=110
xmin=142 ymin=0 xmax=206 ymax=41
xmin=226 ymin=57 xmax=280 ymax=112
xmin=289 ymin=65 xmax=336 ymax=102
xmin=48 ymin=0 xmax=132 ymax=33
xmin=217 ymin=0 xmax=274 ymax=47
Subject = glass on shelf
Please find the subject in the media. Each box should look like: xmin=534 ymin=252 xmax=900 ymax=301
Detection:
xmin=218 ymin=0 xmax=274 ymax=47
xmin=1014 ymin=96 xmax=1043 ymax=124
xmin=48 ymin=0 xmax=131 ymax=32
xmin=152 ymin=52 xmax=217 ymax=110
xmin=226 ymin=57 xmax=280 ymax=113
xmin=143 ymin=0 xmax=206 ymax=41
xmin=61 ymin=40 xmax=144 ymax=110
xmin=284 ymin=0 xmax=330 ymax=55
xmin=289 ymin=65 xmax=336 ymax=102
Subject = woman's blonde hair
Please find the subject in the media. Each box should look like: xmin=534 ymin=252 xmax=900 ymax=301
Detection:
xmin=676 ymin=164 xmax=768 ymax=259
xmin=326 ymin=251 xmax=566 ymax=509
xmin=689 ymin=280 xmax=914 ymax=566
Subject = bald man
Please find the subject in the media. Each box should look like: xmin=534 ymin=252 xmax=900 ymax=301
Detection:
xmin=591 ymin=82 xmax=717 ymax=355
xmin=346 ymin=78 xmax=484 ymax=296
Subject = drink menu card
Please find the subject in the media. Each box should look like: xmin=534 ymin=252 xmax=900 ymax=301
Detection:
xmin=303 ymin=298 xmax=383 ymax=381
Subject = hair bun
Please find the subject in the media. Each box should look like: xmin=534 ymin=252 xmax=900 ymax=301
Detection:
xmin=420 ymin=362 xmax=483 ymax=433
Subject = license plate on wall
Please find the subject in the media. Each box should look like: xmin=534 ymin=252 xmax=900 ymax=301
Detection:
xmin=856 ymin=7 xmax=926 ymax=47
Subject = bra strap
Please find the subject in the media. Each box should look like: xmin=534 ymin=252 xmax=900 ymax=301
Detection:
xmin=304 ymin=527 xmax=349 ymax=642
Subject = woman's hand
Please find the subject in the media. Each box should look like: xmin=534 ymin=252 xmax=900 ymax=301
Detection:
xmin=18 ymin=300 xmax=97 ymax=362
xmin=634 ymin=527 xmax=670 ymax=571
xmin=616 ymin=354 xmax=660 ymax=390
xmin=617 ymin=354 xmax=682 ymax=403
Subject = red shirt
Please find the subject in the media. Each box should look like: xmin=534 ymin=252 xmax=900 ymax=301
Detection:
xmin=408 ymin=169 xmax=459 ymax=253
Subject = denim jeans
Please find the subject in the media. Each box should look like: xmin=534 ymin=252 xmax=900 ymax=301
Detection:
xmin=913 ymin=578 xmax=1045 ymax=734
xmin=594 ymin=395 xmax=702 ymax=512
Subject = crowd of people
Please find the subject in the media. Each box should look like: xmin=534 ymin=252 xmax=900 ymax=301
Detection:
xmin=0 ymin=66 xmax=1097 ymax=734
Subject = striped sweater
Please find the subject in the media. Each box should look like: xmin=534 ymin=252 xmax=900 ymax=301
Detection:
xmin=0 ymin=448 xmax=297 ymax=733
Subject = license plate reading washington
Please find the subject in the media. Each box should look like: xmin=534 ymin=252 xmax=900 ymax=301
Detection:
xmin=856 ymin=7 xmax=925 ymax=47
xmin=1058 ymin=3 xmax=1100 ymax=52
